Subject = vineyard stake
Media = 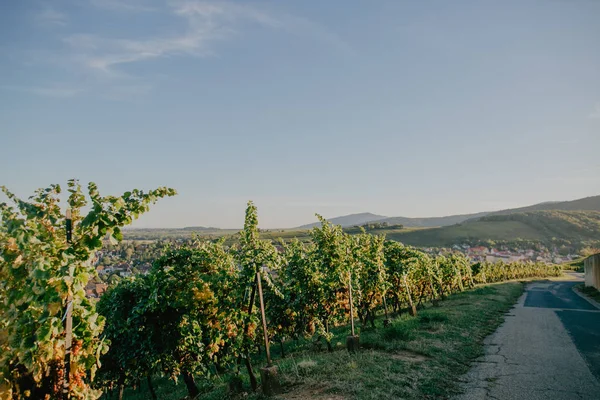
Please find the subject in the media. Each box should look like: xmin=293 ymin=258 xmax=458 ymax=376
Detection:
xmin=346 ymin=269 xmax=360 ymax=353
xmin=256 ymin=269 xmax=281 ymax=396
xmin=63 ymin=208 xmax=73 ymax=400
xmin=256 ymin=270 xmax=272 ymax=366
xmin=403 ymin=274 xmax=417 ymax=316
xmin=348 ymin=271 xmax=355 ymax=336
xmin=241 ymin=273 xmax=258 ymax=391
xmin=455 ymin=267 xmax=465 ymax=292
xmin=382 ymin=292 xmax=390 ymax=327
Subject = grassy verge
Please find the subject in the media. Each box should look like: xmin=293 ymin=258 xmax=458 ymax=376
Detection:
xmin=271 ymin=282 xmax=525 ymax=400
xmin=562 ymin=258 xmax=585 ymax=272
xmin=114 ymin=281 xmax=526 ymax=400
xmin=576 ymin=284 xmax=600 ymax=303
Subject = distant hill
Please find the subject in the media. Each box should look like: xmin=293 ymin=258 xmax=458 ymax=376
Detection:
xmin=297 ymin=213 xmax=387 ymax=229
xmin=297 ymin=195 xmax=600 ymax=230
xmin=482 ymin=195 xmax=600 ymax=217
xmin=296 ymin=211 xmax=495 ymax=229
xmin=182 ymin=226 xmax=221 ymax=231
xmin=385 ymin=210 xmax=600 ymax=247
xmin=376 ymin=212 xmax=491 ymax=228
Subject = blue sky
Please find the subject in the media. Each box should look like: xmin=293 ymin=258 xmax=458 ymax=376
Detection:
xmin=1 ymin=0 xmax=599 ymax=228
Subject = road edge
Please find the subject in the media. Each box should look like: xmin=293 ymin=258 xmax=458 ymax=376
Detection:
xmin=572 ymin=284 xmax=600 ymax=310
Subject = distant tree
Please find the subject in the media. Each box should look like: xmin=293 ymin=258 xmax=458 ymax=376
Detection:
xmin=125 ymin=247 xmax=134 ymax=260
xmin=581 ymin=247 xmax=600 ymax=257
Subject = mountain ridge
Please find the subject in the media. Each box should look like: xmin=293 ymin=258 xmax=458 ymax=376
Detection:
xmin=385 ymin=210 xmax=600 ymax=248
xmin=296 ymin=195 xmax=600 ymax=229
xmin=481 ymin=195 xmax=600 ymax=217
xmin=297 ymin=212 xmax=387 ymax=229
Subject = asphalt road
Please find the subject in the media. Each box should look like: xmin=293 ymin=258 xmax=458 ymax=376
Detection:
xmin=455 ymin=274 xmax=600 ymax=400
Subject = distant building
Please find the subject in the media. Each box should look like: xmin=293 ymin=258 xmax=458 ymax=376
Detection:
xmin=469 ymin=246 xmax=489 ymax=255
xmin=486 ymin=251 xmax=526 ymax=263
xmin=85 ymin=282 xmax=108 ymax=298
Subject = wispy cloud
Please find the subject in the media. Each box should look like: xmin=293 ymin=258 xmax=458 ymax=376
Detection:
xmin=589 ymin=103 xmax=600 ymax=119
xmin=36 ymin=7 xmax=68 ymax=26
xmin=23 ymin=1 xmax=352 ymax=99
xmin=62 ymin=1 xmax=283 ymax=75
xmin=62 ymin=31 xmax=217 ymax=74
xmin=60 ymin=1 xmax=352 ymax=75
xmin=173 ymin=0 xmax=280 ymax=27
xmin=88 ymin=0 xmax=158 ymax=13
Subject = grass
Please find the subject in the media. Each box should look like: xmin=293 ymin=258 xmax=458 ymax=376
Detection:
xmin=576 ymin=284 xmax=600 ymax=303
xmin=276 ymin=284 xmax=524 ymax=400
xmin=563 ymin=258 xmax=585 ymax=272
xmin=104 ymin=376 xmax=189 ymax=400
xmin=114 ymin=281 xmax=527 ymax=400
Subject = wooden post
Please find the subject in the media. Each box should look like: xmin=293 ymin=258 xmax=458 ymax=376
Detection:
xmin=346 ymin=270 xmax=360 ymax=352
xmin=63 ymin=208 xmax=73 ymax=400
xmin=456 ymin=267 xmax=464 ymax=292
xmin=382 ymin=292 xmax=390 ymax=327
xmin=403 ymin=274 xmax=417 ymax=316
xmin=427 ymin=269 xmax=439 ymax=305
xmin=467 ymin=265 xmax=474 ymax=288
xmin=240 ymin=273 xmax=258 ymax=391
xmin=348 ymin=271 xmax=355 ymax=336
xmin=256 ymin=270 xmax=272 ymax=366
xmin=257 ymin=269 xmax=281 ymax=396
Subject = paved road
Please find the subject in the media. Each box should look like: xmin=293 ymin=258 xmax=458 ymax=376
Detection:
xmin=455 ymin=274 xmax=600 ymax=400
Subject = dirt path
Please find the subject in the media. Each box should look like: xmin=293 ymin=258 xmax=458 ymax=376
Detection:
xmin=455 ymin=274 xmax=600 ymax=400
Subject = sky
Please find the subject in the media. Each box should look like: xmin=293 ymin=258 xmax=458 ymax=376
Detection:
xmin=1 ymin=0 xmax=599 ymax=229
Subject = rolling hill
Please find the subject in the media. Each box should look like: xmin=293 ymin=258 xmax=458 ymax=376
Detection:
xmin=124 ymin=195 xmax=600 ymax=247
xmin=375 ymin=212 xmax=490 ymax=228
xmin=384 ymin=210 xmax=600 ymax=247
xmin=296 ymin=211 xmax=491 ymax=229
xmin=481 ymin=195 xmax=600 ymax=217
xmin=298 ymin=195 xmax=600 ymax=229
xmin=297 ymin=212 xmax=387 ymax=229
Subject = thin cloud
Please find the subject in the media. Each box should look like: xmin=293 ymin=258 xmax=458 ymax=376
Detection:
xmin=36 ymin=7 xmax=68 ymax=26
xmin=63 ymin=31 xmax=218 ymax=74
xmin=62 ymin=1 xmax=272 ymax=74
xmin=172 ymin=0 xmax=280 ymax=27
xmin=88 ymin=0 xmax=157 ymax=13
xmin=24 ymin=0 xmax=353 ymax=99
xmin=61 ymin=1 xmax=352 ymax=75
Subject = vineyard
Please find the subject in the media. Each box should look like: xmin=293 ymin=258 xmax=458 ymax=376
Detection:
xmin=0 ymin=183 xmax=562 ymax=400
